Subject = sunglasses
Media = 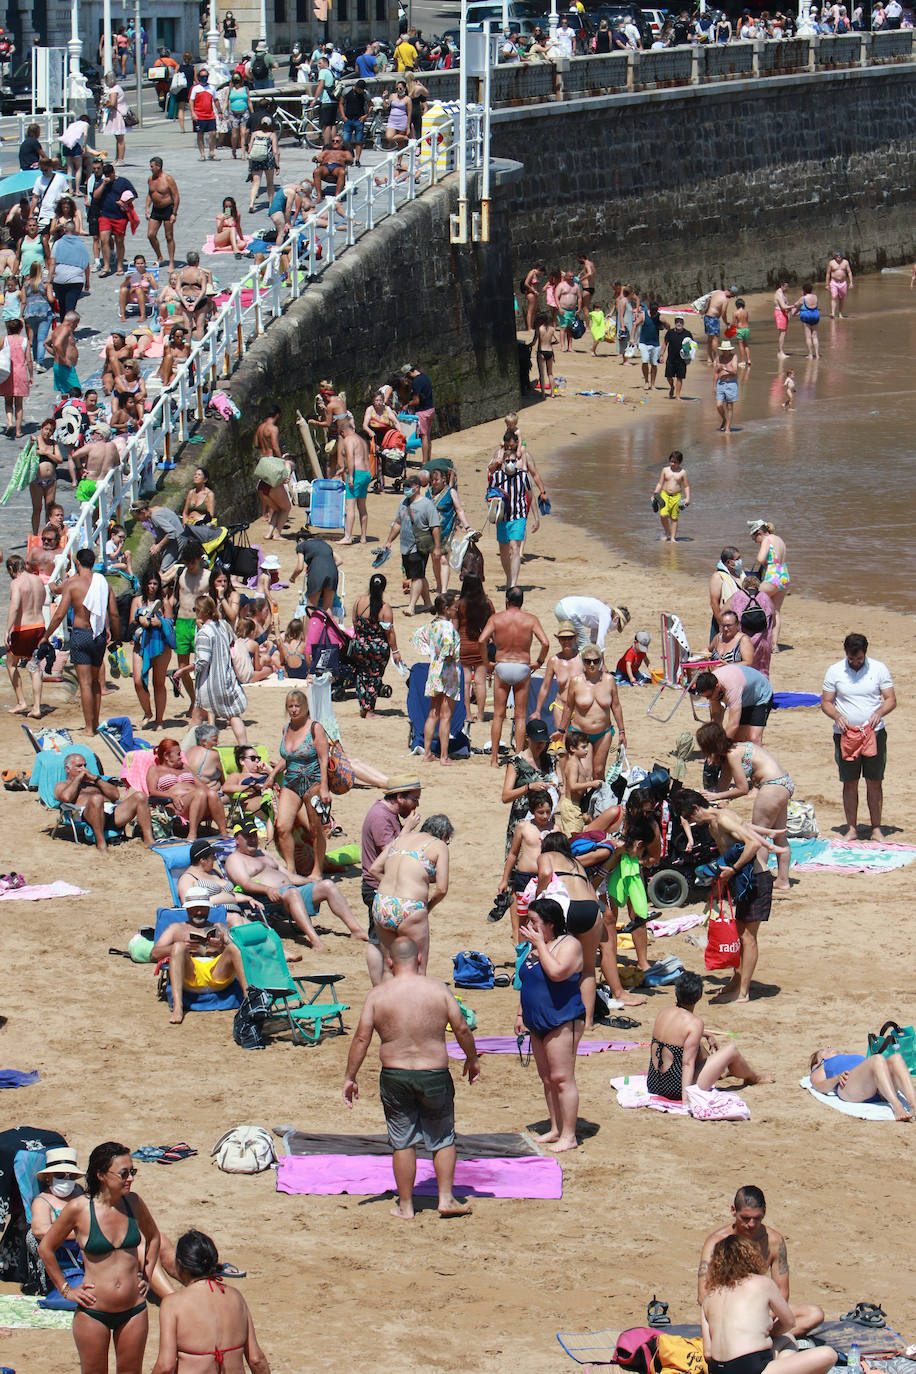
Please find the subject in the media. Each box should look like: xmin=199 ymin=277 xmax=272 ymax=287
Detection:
xmin=109 ymin=1167 xmax=138 ymax=1179
xmin=583 ymin=657 xmax=601 ymax=665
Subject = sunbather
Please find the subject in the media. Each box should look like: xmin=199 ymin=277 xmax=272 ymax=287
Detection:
xmin=809 ymin=1046 xmax=916 ymax=1122
xmin=151 ymin=888 xmax=249 ymax=1026
xmin=177 ymin=838 xmax=264 ymax=922
xmin=53 ymin=753 xmax=154 ymax=853
xmin=647 ymin=971 xmax=773 ymax=1106
xmin=147 ymin=737 xmax=229 ymax=840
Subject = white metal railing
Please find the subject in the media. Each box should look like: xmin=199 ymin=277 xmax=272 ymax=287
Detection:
xmin=51 ymin=115 xmax=482 ymax=586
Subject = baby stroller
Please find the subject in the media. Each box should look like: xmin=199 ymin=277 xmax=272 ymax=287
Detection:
xmin=374 ymin=427 xmax=407 ymax=493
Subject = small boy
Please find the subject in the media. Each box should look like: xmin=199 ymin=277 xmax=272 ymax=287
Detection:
xmin=105 ymin=523 xmax=132 ymax=575
xmin=556 ymin=729 xmax=600 ymax=834
xmin=616 ymin=631 xmax=652 ymax=685
xmin=499 ymin=789 xmax=557 ymax=941
xmin=651 ymin=449 xmax=690 ymax=542
xmin=782 ymin=369 xmax=796 ymax=410
xmin=532 ymin=311 xmax=557 ymax=397
xmin=733 ymin=297 xmax=751 ymax=367
xmin=588 ymin=305 xmax=607 ymax=358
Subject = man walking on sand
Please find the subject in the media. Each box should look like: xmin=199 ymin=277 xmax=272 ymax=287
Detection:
xmin=556 ymin=271 xmax=581 ymax=352
xmin=825 ymin=250 xmax=853 ymax=320
xmin=478 ymin=588 xmax=549 ymax=764
xmin=42 ymin=548 xmax=119 ymax=734
xmin=336 ymin=415 xmax=371 ymax=545
xmin=821 ymin=633 xmax=895 ymax=840
xmin=5 ymin=554 xmax=48 ymax=719
xmin=343 ymin=936 xmax=481 ymax=1220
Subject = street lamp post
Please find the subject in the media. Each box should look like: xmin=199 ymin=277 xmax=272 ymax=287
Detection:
xmin=259 ymin=0 xmax=268 ymax=46
xmin=102 ymin=0 xmax=113 ymax=75
xmin=207 ymin=3 xmax=220 ymax=68
xmin=68 ymin=0 xmax=82 ymax=96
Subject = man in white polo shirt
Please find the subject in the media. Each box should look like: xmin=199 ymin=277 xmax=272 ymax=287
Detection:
xmin=821 ymin=632 xmax=896 ymax=841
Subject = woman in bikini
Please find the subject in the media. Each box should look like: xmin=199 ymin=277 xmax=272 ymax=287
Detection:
xmin=647 ymin=971 xmax=771 ymax=1105
xmin=748 ymin=519 xmax=790 ymax=650
xmin=368 ymin=813 xmax=453 ymax=974
xmin=151 ymin=1229 xmax=270 ymax=1374
xmin=269 ymin=689 xmax=331 ymax=882
xmin=516 ymin=896 xmax=585 ymax=1152
xmin=535 ymin=831 xmax=603 ymax=1030
xmin=213 ymin=196 xmax=246 ymax=256
xmin=183 ymin=466 xmax=216 ymax=525
xmin=147 ymin=737 xmax=229 ymax=839
xmin=29 ymin=416 xmax=63 ymax=535
xmin=39 ymin=1141 xmax=161 ymax=1374
xmin=696 ymin=722 xmax=794 ymax=893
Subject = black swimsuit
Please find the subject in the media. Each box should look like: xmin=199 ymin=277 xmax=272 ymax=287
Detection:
xmin=647 ymin=1038 xmax=684 ymax=1100
xmin=551 ymin=861 xmax=600 ymax=936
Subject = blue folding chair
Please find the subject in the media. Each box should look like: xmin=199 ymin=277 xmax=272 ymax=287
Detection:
xmin=308 ymin=479 xmax=346 ymax=531
xmin=406 ymin=663 xmax=470 ymax=759
xmin=29 ymin=746 xmax=124 ymax=845
xmin=526 ymin=674 xmax=559 ymax=731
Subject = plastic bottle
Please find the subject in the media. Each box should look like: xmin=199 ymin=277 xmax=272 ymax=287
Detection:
xmin=847 ymin=1343 xmax=861 ymax=1374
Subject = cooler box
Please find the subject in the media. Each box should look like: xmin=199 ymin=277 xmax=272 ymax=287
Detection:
xmin=308 ymin=479 xmax=346 ymax=530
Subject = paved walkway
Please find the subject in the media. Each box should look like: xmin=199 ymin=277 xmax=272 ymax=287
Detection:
xmin=0 ymin=105 xmax=393 ymax=567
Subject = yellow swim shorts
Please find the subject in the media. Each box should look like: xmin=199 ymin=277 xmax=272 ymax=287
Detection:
xmin=185 ymin=955 xmax=235 ymax=992
xmin=660 ymin=491 xmax=682 ymax=520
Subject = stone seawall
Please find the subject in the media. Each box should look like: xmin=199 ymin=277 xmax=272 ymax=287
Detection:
xmin=168 ymin=177 xmax=520 ymax=525
xmin=490 ymin=67 xmax=916 ymax=300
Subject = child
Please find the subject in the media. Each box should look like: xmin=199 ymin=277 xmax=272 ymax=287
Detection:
xmin=782 ymin=369 xmax=796 ymax=410
xmin=531 ymin=311 xmax=557 ymax=397
xmin=0 ymin=318 xmax=33 ymax=437
xmin=733 ymin=297 xmax=751 ymax=367
xmin=616 ymin=630 xmax=652 ymax=685
xmin=2 ymin=273 xmax=22 ymax=323
xmin=556 ymin=729 xmax=600 ymax=834
xmin=651 ymin=449 xmax=690 ymax=542
xmin=234 ymin=615 xmax=274 ymax=682
xmin=499 ymin=789 xmax=557 ymax=942
xmin=105 ymin=523 xmax=132 ymax=575
xmin=588 ymin=305 xmax=607 ymax=358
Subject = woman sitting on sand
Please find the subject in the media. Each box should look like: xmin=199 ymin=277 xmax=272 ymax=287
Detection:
xmin=369 ymin=814 xmax=453 ymax=974
xmin=809 ymin=1045 xmax=916 ymax=1122
xmin=646 ymin=971 xmax=773 ymax=1105
xmin=516 ymin=896 xmax=585 ymax=1153
xmin=701 ymin=1234 xmax=837 ymax=1374
xmin=151 ymin=1229 xmax=270 ymax=1374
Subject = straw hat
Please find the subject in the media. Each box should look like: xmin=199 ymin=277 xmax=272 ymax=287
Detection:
xmin=383 ymin=775 xmax=421 ymax=796
xmin=556 ymin=620 xmax=577 ymax=638
xmin=718 ymin=340 xmax=736 ymax=353
xmin=37 ymin=1146 xmax=84 ymax=1178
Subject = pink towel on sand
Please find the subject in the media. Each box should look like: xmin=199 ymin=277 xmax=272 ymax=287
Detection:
xmin=203 ymin=233 xmax=255 ymax=254
xmin=0 ymin=881 xmax=87 ymax=901
xmin=275 ymin=1153 xmax=562 ymax=1199
xmin=446 ymin=1036 xmax=645 ymax=1058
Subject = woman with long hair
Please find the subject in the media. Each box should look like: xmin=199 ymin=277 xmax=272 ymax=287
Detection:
xmin=183 ymin=465 xmax=216 ymax=525
xmin=191 ymin=594 xmax=248 ymax=745
xmin=696 ymin=721 xmax=793 ymax=893
xmin=39 ymin=1141 xmax=160 ymax=1374
xmin=369 ymin=813 xmax=453 ymax=973
xmin=350 ymin=573 xmax=402 ymax=717
xmin=501 ymin=717 xmax=557 ymax=855
xmin=411 ymin=596 xmax=461 ymax=767
xmin=456 ymin=573 xmax=494 ymax=728
xmin=129 ymin=568 xmax=174 ymax=729
xmin=536 ymin=831 xmax=603 ymax=1030
xmin=213 ymin=195 xmax=246 ymax=255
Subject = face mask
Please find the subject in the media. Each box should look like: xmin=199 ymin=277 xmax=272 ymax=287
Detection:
xmin=732 ymin=559 xmax=744 ymax=576
xmin=504 ymin=459 xmax=518 ymax=476
xmin=50 ymin=1178 xmax=77 ymax=1198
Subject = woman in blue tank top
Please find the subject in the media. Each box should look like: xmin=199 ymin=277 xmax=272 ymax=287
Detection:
xmin=516 ymin=896 xmax=585 ymax=1152
xmin=809 ymin=1045 xmax=916 ymax=1119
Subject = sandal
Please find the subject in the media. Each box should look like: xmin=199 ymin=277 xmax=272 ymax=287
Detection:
xmin=216 ymin=1262 xmax=247 ymax=1278
xmin=607 ymin=1015 xmax=641 ymax=1030
xmin=841 ymin=1303 xmax=886 ymax=1328
xmin=648 ymin=1296 xmax=671 ymax=1328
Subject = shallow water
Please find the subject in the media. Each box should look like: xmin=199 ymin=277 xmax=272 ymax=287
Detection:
xmin=550 ymin=271 xmax=916 ymax=612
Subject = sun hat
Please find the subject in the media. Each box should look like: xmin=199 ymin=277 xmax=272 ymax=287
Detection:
xmin=718 ymin=340 xmax=736 ymax=353
xmin=184 ymin=885 xmax=213 ymax=908
xmin=556 ymin=621 xmax=577 ymax=638
xmin=37 ymin=1146 xmax=84 ymax=1179
xmin=383 ymin=775 xmax=421 ymax=796
xmin=635 ymin=631 xmax=651 ymax=648
xmin=261 ymin=555 xmax=281 ymax=570
xmin=747 ymin=519 xmax=769 ymax=535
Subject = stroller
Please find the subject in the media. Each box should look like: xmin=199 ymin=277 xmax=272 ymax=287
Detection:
xmin=374 ymin=427 xmax=407 ymax=493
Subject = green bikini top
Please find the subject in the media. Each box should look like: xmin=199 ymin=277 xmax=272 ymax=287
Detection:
xmin=84 ymin=1194 xmax=141 ymax=1256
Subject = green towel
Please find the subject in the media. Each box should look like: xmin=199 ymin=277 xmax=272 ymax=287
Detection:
xmin=607 ymin=853 xmax=648 ymax=919
xmin=0 ymin=438 xmax=38 ymax=505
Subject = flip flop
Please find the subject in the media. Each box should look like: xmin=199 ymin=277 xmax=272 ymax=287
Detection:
xmin=216 ymin=1262 xmax=247 ymax=1278
xmin=157 ymin=1143 xmax=198 ymax=1165
xmin=841 ymin=1303 xmax=887 ymax=1328
xmin=607 ymin=1015 xmax=641 ymax=1030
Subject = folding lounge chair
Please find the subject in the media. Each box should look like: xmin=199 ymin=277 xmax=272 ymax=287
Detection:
xmin=407 ymin=663 xmax=470 ymax=758
xmin=645 ymin=613 xmax=720 ymax=723
xmin=526 ymin=673 xmax=560 ymax=732
xmin=29 ymin=746 xmax=125 ymax=845
xmin=230 ymin=922 xmax=348 ymax=1044
xmin=215 ymin=744 xmax=274 ymax=831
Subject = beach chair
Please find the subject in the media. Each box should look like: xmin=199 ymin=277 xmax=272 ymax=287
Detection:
xmin=406 ymin=663 xmax=470 ymax=758
xmin=153 ymin=904 xmax=243 ymax=1012
xmin=526 ymin=673 xmax=559 ymax=731
xmin=29 ymin=745 xmax=126 ymax=845
xmin=214 ymin=744 xmax=274 ymax=832
xmin=119 ymin=748 xmax=183 ymax=841
xmin=308 ymin=479 xmax=346 ymax=531
xmin=396 ymin=411 xmax=422 ymax=455
xmin=645 ymin=613 xmax=720 ymax=723
xmin=230 ymin=922 xmax=348 ymax=1044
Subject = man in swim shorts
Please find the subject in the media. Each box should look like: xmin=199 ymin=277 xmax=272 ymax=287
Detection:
xmin=560 ymin=647 xmax=627 ymax=779
xmin=42 ymin=548 xmax=120 ymax=735
xmin=825 ymin=250 xmax=853 ymax=320
xmin=53 ymin=751 xmax=155 ymax=853
xmin=151 ymin=888 xmax=249 ymax=1025
xmin=336 ymin=415 xmax=372 ymax=545
xmin=703 ymin=286 xmax=738 ymax=363
xmin=5 ymin=554 xmax=47 ymax=719
xmin=146 ymin=156 xmax=180 ymax=270
xmin=47 ymin=310 xmax=81 ymax=397
xmin=698 ymin=1185 xmax=825 ymax=1336
xmin=555 ymin=271 xmax=581 ymax=352
xmin=821 ymin=632 xmax=895 ymax=841
xmin=343 ymin=935 xmax=480 ymax=1219
xmin=400 ymin=363 xmax=436 ymax=465
xmin=478 ymin=587 xmax=550 ymax=764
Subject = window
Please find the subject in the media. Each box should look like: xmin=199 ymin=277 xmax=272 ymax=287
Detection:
xmin=296 ymin=0 xmax=309 ymax=18
xmin=376 ymin=0 xmax=386 ymax=18
xmin=274 ymin=0 xmax=286 ymax=20
xmin=357 ymin=0 xmax=367 ymax=17
xmin=338 ymin=0 xmax=348 ymax=17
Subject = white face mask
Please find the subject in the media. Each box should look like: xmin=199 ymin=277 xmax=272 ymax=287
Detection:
xmin=50 ymin=1178 xmax=78 ymax=1198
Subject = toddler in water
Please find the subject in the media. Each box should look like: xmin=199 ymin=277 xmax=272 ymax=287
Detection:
xmin=782 ymin=370 xmax=796 ymax=410
xmin=733 ymin=297 xmax=750 ymax=367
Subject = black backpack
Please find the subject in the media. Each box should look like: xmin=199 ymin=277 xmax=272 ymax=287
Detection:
xmin=251 ymin=51 xmax=268 ymax=78
xmin=740 ymin=594 xmax=768 ymax=637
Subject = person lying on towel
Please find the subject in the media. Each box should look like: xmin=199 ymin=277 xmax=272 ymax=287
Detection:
xmin=809 ymin=1047 xmax=916 ymax=1121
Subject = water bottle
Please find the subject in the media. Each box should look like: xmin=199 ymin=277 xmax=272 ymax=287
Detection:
xmin=847 ymin=1342 xmax=861 ymax=1374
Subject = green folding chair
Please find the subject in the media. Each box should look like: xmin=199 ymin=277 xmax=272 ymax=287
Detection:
xmin=230 ymin=922 xmax=348 ymax=1044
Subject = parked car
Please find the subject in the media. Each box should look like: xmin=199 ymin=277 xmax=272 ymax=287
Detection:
xmin=587 ymin=4 xmax=654 ymax=46
xmin=0 ymin=58 xmax=103 ymax=115
xmin=642 ymin=7 xmax=669 ymax=38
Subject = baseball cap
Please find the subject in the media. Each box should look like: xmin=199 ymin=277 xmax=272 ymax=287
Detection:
xmin=635 ymin=631 xmax=651 ymax=648
xmin=189 ymin=838 xmax=216 ymax=862
xmin=527 ymin=719 xmax=549 ymax=740
xmin=233 ymin=820 xmax=259 ymax=838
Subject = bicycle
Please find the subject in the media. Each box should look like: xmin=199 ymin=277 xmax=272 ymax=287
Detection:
xmin=256 ymin=95 xmax=326 ymax=148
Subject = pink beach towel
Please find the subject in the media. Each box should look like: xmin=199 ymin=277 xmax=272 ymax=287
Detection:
xmin=203 ymin=233 xmax=255 ymax=254
xmin=120 ymin=749 xmax=157 ymax=793
xmin=0 ymin=881 xmax=87 ymax=901
xmin=275 ymin=1153 xmax=562 ymax=1199
xmin=446 ymin=1036 xmax=645 ymax=1058
xmin=610 ymin=1074 xmax=750 ymax=1119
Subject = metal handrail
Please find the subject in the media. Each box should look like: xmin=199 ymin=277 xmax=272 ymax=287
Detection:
xmin=51 ymin=116 xmax=479 ymax=587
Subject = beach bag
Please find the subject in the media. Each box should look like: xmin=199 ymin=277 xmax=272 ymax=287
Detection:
xmin=692 ymin=292 xmax=712 ymax=315
xmin=327 ymin=739 xmax=354 ymax=795
xmin=453 ymin=949 xmax=495 ymax=990
xmin=310 ymin=616 xmax=345 ymax=679
xmin=785 ymin=799 xmax=818 ymax=840
xmin=624 ymin=342 xmax=639 ymax=358
xmin=739 ymin=593 xmax=768 ymax=636
xmin=655 ymin=1334 xmax=707 ymax=1374
xmin=36 ymin=726 xmax=73 ymax=752
xmin=253 ymin=454 xmax=288 ymax=488
xmin=0 ymin=337 xmax=11 ymax=384
xmin=124 ymin=107 xmax=139 ymax=127
xmin=232 ymin=987 xmax=273 ymax=1049
xmin=704 ymin=882 xmax=740 ymax=971
xmin=211 ymin=1125 xmax=276 ymax=1173
xmin=460 ymin=535 xmax=484 ymax=582
xmin=486 ymin=489 xmax=505 ymax=524
xmin=225 ymin=528 xmax=259 ymax=581
xmin=570 ymin=316 xmax=585 ymax=339
xmin=867 ymin=1020 xmax=916 ymax=1074
xmin=169 ymin=68 xmax=187 ymax=93
xmin=612 ymin=1328 xmax=659 ymax=1374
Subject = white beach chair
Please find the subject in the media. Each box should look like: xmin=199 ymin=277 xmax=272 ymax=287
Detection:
xmin=645 ymin=612 xmax=720 ymax=722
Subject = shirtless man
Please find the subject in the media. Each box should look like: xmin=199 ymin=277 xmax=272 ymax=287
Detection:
xmin=773 ymin=280 xmax=791 ymax=358
xmin=699 ymin=1185 xmax=825 ymax=1337
xmin=146 ymin=156 xmax=180 ymax=270
xmin=646 ymin=970 xmax=772 ymax=1107
xmin=576 ymin=252 xmax=596 ymax=317
xmin=178 ymin=251 xmax=214 ymax=339
xmin=71 ymin=422 xmax=120 ymax=490
xmin=150 ymin=889 xmax=248 ymax=1025
xmin=343 ymin=935 xmax=480 ymax=1220
xmin=535 ymin=621 xmax=583 ymax=724
xmin=555 ymin=270 xmax=581 ymax=353
xmin=478 ymin=588 xmax=550 ymax=765
xmin=560 ymin=648 xmax=627 ymax=780
xmin=825 ymin=250 xmax=853 ymax=320
xmin=652 ymin=449 xmax=691 ymax=542
xmin=42 ymin=549 xmax=119 ymax=734
xmin=312 ymin=135 xmax=353 ymax=201
xmin=336 ymin=416 xmax=371 ymax=545
xmin=47 ymin=310 xmax=80 ymax=397
xmin=225 ymin=820 xmax=366 ymax=949
xmin=703 ymin=286 xmax=737 ymax=363
xmin=28 ymin=526 xmax=63 ymax=581
xmin=499 ymin=790 xmax=557 ymax=942
xmin=53 ymin=750 xmax=154 ymax=853
xmin=167 ymin=548 xmax=208 ymax=710
xmin=5 ymin=555 xmax=47 ymax=718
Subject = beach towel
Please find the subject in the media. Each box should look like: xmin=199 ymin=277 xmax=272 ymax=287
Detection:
xmin=0 ymin=1068 xmax=40 ymax=1087
xmin=610 ymin=1074 xmax=750 ymax=1119
xmin=646 ymin=913 xmax=704 ymax=938
xmin=770 ymin=839 xmax=916 ymax=874
xmin=84 ymin=570 xmax=109 ymax=637
xmin=276 ymin=1153 xmax=562 ymax=1199
xmin=446 ymin=1036 xmax=645 ymax=1058
xmin=275 ymin=1130 xmax=537 ymax=1160
xmin=203 ymin=233 xmax=254 ymax=254
xmin=121 ymin=748 xmax=157 ymax=793
xmin=103 ymin=716 xmax=152 ymax=752
xmin=773 ymin=692 xmax=821 ymax=708
xmin=0 ymin=881 xmax=87 ymax=901
xmin=0 ymin=1292 xmax=73 ymax=1329
xmin=799 ymin=1075 xmax=907 ymax=1120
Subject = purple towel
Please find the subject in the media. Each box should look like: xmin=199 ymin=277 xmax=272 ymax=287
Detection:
xmin=446 ymin=1036 xmax=643 ymax=1058
xmin=276 ymin=1153 xmax=562 ymax=1199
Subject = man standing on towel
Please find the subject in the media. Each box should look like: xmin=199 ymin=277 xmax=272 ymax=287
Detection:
xmin=821 ymin=633 xmax=896 ymax=842
xmin=343 ymin=936 xmax=480 ymax=1220
xmin=478 ymin=588 xmax=550 ymax=764
xmin=42 ymin=548 xmax=119 ymax=734
xmin=698 ymin=1185 xmax=825 ymax=1337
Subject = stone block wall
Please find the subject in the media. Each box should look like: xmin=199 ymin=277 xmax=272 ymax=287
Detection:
xmin=491 ymin=68 xmax=916 ymax=301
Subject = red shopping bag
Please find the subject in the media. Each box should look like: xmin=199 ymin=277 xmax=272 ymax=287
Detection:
xmin=704 ymin=880 xmax=741 ymax=971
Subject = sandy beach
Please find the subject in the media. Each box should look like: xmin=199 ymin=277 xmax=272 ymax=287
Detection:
xmin=2 ymin=331 xmax=915 ymax=1374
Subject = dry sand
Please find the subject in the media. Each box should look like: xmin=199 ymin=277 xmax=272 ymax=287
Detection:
xmin=2 ymin=337 xmax=915 ymax=1374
